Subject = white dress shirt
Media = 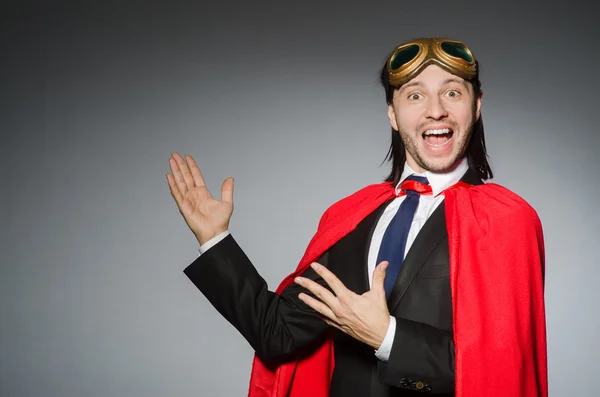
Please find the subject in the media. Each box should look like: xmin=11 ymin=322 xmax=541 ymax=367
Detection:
xmin=197 ymin=158 xmax=469 ymax=362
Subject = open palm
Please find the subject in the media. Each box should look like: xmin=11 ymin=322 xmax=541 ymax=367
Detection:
xmin=166 ymin=152 xmax=234 ymax=245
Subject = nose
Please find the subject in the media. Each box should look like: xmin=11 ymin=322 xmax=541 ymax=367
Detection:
xmin=425 ymin=96 xmax=448 ymax=120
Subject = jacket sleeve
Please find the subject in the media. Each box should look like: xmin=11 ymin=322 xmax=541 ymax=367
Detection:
xmin=183 ymin=234 xmax=330 ymax=363
xmin=378 ymin=318 xmax=454 ymax=393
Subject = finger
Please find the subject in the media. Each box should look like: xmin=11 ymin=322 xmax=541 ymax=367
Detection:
xmin=172 ymin=152 xmax=195 ymax=191
xmin=221 ymin=177 xmax=234 ymax=205
xmin=310 ymin=262 xmax=350 ymax=297
xmin=169 ymin=157 xmax=188 ymax=196
xmin=185 ymin=155 xmax=207 ymax=188
xmin=166 ymin=173 xmax=183 ymax=207
xmin=298 ymin=292 xmax=337 ymax=321
xmin=372 ymin=261 xmax=389 ymax=293
xmin=322 ymin=318 xmax=338 ymax=329
xmin=295 ymin=277 xmax=338 ymax=310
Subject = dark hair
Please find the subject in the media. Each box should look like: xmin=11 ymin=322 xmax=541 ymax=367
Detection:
xmin=380 ymin=56 xmax=493 ymax=184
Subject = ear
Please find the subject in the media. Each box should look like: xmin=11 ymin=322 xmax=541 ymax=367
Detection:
xmin=475 ymin=90 xmax=483 ymax=121
xmin=387 ymin=103 xmax=399 ymax=131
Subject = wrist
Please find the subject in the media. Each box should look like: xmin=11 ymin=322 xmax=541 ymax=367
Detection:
xmin=374 ymin=316 xmax=395 ymax=361
xmin=371 ymin=315 xmax=391 ymax=350
xmin=194 ymin=229 xmax=228 ymax=247
xmin=378 ymin=316 xmax=391 ymax=348
xmin=196 ymin=234 xmax=211 ymax=246
xmin=196 ymin=229 xmax=226 ymax=246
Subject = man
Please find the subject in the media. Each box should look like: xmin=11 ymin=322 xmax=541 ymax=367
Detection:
xmin=166 ymin=37 xmax=547 ymax=397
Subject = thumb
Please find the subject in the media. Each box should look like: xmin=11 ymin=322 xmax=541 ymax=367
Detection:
xmin=373 ymin=261 xmax=389 ymax=292
xmin=221 ymin=177 xmax=235 ymax=205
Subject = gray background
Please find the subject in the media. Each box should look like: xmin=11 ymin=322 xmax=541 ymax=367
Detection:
xmin=2 ymin=1 xmax=598 ymax=396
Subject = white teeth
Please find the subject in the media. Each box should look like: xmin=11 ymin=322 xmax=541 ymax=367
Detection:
xmin=423 ymin=128 xmax=453 ymax=147
xmin=425 ymin=128 xmax=450 ymax=135
xmin=424 ymin=128 xmax=451 ymax=135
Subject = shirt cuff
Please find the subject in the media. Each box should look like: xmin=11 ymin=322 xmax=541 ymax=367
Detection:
xmin=197 ymin=231 xmax=230 ymax=256
xmin=374 ymin=316 xmax=396 ymax=362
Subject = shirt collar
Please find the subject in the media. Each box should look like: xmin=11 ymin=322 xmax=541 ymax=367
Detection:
xmin=395 ymin=157 xmax=469 ymax=196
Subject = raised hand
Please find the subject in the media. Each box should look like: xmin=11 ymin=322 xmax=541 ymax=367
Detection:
xmin=166 ymin=152 xmax=234 ymax=245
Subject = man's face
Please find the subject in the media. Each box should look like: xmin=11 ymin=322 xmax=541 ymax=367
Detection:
xmin=387 ymin=64 xmax=482 ymax=173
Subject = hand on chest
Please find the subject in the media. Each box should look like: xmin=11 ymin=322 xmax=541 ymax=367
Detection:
xmin=327 ymin=198 xmax=451 ymax=307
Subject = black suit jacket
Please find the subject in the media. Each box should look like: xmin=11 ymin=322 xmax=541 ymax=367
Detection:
xmin=184 ymin=169 xmax=483 ymax=396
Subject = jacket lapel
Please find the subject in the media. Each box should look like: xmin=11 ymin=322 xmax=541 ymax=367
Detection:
xmin=356 ymin=200 xmax=392 ymax=294
xmin=386 ymin=168 xmax=484 ymax=312
xmin=386 ymin=203 xmax=447 ymax=312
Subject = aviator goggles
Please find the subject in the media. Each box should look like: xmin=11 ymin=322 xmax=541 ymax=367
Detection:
xmin=387 ymin=38 xmax=477 ymax=87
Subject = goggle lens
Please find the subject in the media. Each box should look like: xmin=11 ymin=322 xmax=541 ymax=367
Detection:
xmin=440 ymin=41 xmax=473 ymax=63
xmin=390 ymin=44 xmax=420 ymax=70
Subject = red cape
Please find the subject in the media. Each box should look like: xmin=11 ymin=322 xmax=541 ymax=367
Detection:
xmin=247 ymin=182 xmax=547 ymax=397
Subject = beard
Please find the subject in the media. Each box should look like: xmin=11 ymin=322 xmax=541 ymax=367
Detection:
xmin=398 ymin=115 xmax=477 ymax=173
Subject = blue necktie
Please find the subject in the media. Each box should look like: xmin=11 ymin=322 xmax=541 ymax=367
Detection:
xmin=377 ymin=175 xmax=431 ymax=298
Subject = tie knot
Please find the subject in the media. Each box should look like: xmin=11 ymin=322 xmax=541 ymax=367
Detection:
xmin=399 ymin=175 xmax=432 ymax=196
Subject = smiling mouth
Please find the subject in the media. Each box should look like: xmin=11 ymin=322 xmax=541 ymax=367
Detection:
xmin=422 ymin=128 xmax=454 ymax=147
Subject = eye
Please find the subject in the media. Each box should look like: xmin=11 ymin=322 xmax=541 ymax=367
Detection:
xmin=408 ymin=93 xmax=423 ymax=100
xmin=445 ymin=90 xmax=461 ymax=98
